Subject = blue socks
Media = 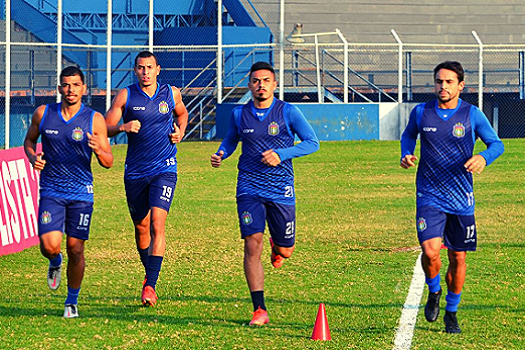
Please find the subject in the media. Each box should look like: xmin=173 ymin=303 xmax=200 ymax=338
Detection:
xmin=445 ymin=291 xmax=462 ymax=312
xmin=250 ymin=290 xmax=266 ymax=311
xmin=145 ymin=256 xmax=163 ymax=289
xmin=425 ymin=274 xmax=441 ymax=293
xmin=65 ymin=286 xmax=81 ymax=305
xmin=49 ymin=253 xmax=63 ymax=268
xmin=138 ymin=248 xmax=149 ymax=272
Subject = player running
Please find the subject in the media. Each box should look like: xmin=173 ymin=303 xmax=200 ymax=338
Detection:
xmin=400 ymin=61 xmax=504 ymax=333
xmin=210 ymin=61 xmax=319 ymax=326
xmin=106 ymin=51 xmax=188 ymax=307
xmin=24 ymin=66 xmax=113 ymax=318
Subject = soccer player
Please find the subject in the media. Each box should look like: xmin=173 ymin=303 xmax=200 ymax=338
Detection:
xmin=400 ymin=61 xmax=504 ymax=333
xmin=106 ymin=51 xmax=188 ymax=307
xmin=24 ymin=66 xmax=114 ymax=318
xmin=210 ymin=61 xmax=319 ymax=326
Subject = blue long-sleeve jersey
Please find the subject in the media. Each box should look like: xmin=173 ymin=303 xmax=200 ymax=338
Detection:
xmin=401 ymin=99 xmax=504 ymax=215
xmin=217 ymin=99 xmax=319 ymax=204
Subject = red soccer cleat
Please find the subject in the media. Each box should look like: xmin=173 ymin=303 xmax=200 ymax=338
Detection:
xmin=249 ymin=307 xmax=269 ymax=326
xmin=141 ymin=285 xmax=157 ymax=307
xmin=269 ymin=238 xmax=285 ymax=268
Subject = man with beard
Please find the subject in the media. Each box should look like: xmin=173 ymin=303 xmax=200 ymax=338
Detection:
xmin=400 ymin=61 xmax=504 ymax=333
xmin=24 ymin=66 xmax=113 ymax=318
xmin=106 ymin=51 xmax=188 ymax=307
xmin=210 ymin=61 xmax=319 ymax=326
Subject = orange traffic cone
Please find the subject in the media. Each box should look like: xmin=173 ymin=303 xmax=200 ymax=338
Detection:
xmin=311 ymin=303 xmax=331 ymax=340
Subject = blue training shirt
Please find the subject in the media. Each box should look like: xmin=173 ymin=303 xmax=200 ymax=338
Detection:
xmin=400 ymin=98 xmax=504 ymax=215
xmin=217 ymin=99 xmax=319 ymax=205
xmin=39 ymin=103 xmax=95 ymax=202
xmin=123 ymin=83 xmax=178 ymax=179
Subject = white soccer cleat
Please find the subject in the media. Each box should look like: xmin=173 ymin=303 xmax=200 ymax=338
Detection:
xmin=47 ymin=253 xmax=62 ymax=291
xmin=63 ymin=304 xmax=79 ymax=318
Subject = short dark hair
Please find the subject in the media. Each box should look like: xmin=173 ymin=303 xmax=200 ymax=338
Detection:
xmin=249 ymin=61 xmax=275 ymax=78
xmin=433 ymin=61 xmax=464 ymax=83
xmin=134 ymin=51 xmax=158 ymax=67
xmin=60 ymin=66 xmax=84 ymax=84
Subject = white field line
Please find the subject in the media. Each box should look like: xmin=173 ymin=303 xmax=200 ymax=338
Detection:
xmin=393 ymin=253 xmax=425 ymax=350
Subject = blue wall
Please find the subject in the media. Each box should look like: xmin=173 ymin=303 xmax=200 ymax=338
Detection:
xmin=215 ymin=103 xmax=380 ymax=141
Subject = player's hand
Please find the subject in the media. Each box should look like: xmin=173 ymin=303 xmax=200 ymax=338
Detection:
xmin=261 ymin=149 xmax=281 ymax=167
xmin=211 ymin=150 xmax=224 ymax=168
xmin=121 ymin=120 xmax=141 ymax=133
xmin=32 ymin=152 xmax=46 ymax=171
xmin=464 ymin=154 xmax=487 ymax=174
xmin=400 ymin=155 xmax=418 ymax=169
xmin=87 ymin=132 xmax=101 ymax=155
xmin=170 ymin=123 xmax=183 ymax=143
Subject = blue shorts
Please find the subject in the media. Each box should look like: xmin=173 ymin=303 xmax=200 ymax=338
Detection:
xmin=236 ymin=194 xmax=296 ymax=248
xmin=38 ymin=196 xmax=93 ymax=240
xmin=125 ymin=172 xmax=178 ymax=221
xmin=416 ymin=206 xmax=477 ymax=251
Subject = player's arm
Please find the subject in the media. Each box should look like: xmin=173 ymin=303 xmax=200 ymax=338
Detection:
xmin=400 ymin=105 xmax=420 ymax=169
xmin=266 ymin=105 xmax=319 ymax=166
xmin=105 ymin=88 xmax=141 ymax=137
xmin=170 ymin=87 xmax=189 ymax=143
xmin=464 ymin=106 xmax=504 ymax=174
xmin=88 ymin=112 xmax=114 ymax=169
xmin=24 ymin=105 xmax=46 ymax=171
xmin=210 ymin=109 xmax=241 ymax=168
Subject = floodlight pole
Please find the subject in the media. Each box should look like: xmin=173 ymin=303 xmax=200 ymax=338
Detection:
xmin=472 ymin=31 xmax=483 ymax=112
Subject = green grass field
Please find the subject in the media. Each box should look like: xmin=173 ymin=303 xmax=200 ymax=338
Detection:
xmin=0 ymin=140 xmax=523 ymax=350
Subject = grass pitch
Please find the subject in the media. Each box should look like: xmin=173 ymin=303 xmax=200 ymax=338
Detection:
xmin=0 ymin=140 xmax=523 ymax=349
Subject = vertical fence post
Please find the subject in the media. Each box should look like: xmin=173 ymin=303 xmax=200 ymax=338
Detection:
xmin=279 ymin=0 xmax=284 ymax=100
xmin=106 ymin=0 xmax=112 ymax=112
xmin=518 ymin=51 xmax=525 ymax=100
xmin=335 ymin=29 xmax=348 ymax=103
xmin=406 ymin=51 xmax=412 ymax=102
xmin=217 ymin=0 xmax=223 ymax=104
xmin=314 ymin=34 xmax=322 ymax=103
xmin=5 ymin=0 xmax=10 ymax=148
xmin=56 ymin=0 xmax=62 ymax=103
xmin=391 ymin=29 xmax=403 ymax=103
xmin=472 ymin=31 xmax=483 ymax=111
xmin=293 ymin=50 xmax=299 ymax=86
xmin=148 ymin=0 xmax=154 ymax=52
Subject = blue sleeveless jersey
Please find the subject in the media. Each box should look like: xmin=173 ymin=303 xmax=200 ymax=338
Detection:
xmin=39 ymin=103 xmax=95 ymax=202
xmin=416 ymin=100 xmax=475 ymax=214
xmin=123 ymin=83 xmax=178 ymax=179
xmin=235 ymin=99 xmax=296 ymax=204
xmin=401 ymin=99 xmax=503 ymax=215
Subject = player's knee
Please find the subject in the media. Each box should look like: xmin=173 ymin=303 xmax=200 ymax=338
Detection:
xmin=66 ymin=244 xmax=84 ymax=260
xmin=40 ymin=243 xmax=60 ymax=257
xmin=150 ymin=221 xmax=166 ymax=237
xmin=448 ymin=251 xmax=466 ymax=266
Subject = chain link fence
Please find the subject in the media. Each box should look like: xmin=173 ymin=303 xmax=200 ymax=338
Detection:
xmin=2 ymin=0 xmax=525 ymax=146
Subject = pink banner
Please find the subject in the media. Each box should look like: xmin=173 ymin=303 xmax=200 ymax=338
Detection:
xmin=0 ymin=145 xmax=41 ymax=256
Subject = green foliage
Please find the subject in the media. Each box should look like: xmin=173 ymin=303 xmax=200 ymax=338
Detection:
xmin=0 ymin=140 xmax=523 ymax=349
